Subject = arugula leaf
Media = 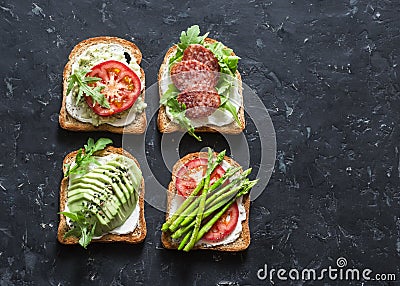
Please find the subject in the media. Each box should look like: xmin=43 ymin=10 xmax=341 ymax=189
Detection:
xmin=60 ymin=211 xmax=96 ymax=249
xmin=160 ymin=84 xmax=180 ymax=105
xmin=179 ymin=25 xmax=208 ymax=48
xmin=160 ymin=84 xmax=201 ymax=141
xmin=166 ymin=98 xmax=201 ymax=141
xmin=215 ymin=73 xmax=241 ymax=127
xmin=64 ymin=138 xmax=113 ymax=177
xmin=169 ymin=25 xmax=209 ymax=68
xmin=219 ymin=95 xmax=242 ymax=128
xmin=84 ymin=137 xmax=112 ymax=155
xmin=67 ymin=68 xmax=110 ymax=108
xmin=205 ymin=42 xmax=240 ymax=76
xmin=215 ymin=73 xmax=235 ymax=97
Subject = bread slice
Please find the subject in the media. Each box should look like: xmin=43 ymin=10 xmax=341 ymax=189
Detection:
xmin=161 ymin=152 xmax=250 ymax=251
xmin=57 ymin=146 xmax=146 ymax=245
xmin=59 ymin=36 xmax=146 ymax=134
xmin=157 ymin=38 xmax=245 ymax=135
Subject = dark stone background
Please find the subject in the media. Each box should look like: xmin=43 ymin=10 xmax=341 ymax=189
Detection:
xmin=1 ymin=0 xmax=399 ymax=285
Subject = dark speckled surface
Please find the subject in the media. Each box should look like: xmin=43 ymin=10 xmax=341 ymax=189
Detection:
xmin=1 ymin=0 xmax=400 ymax=285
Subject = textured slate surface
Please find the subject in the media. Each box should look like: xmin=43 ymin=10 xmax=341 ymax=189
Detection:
xmin=0 ymin=0 xmax=399 ymax=285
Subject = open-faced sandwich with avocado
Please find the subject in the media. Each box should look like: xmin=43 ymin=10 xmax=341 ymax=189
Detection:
xmin=158 ymin=25 xmax=245 ymax=141
xmin=161 ymin=148 xmax=257 ymax=251
xmin=59 ymin=37 xmax=146 ymax=134
xmin=57 ymin=138 xmax=146 ymax=248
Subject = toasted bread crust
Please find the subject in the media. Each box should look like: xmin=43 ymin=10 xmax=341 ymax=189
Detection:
xmin=57 ymin=146 xmax=147 ymax=245
xmin=157 ymin=38 xmax=245 ymax=135
xmin=161 ymin=152 xmax=250 ymax=251
xmin=59 ymin=36 xmax=146 ymax=134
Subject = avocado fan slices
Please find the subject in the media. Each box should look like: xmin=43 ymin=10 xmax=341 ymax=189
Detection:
xmin=67 ymin=156 xmax=141 ymax=236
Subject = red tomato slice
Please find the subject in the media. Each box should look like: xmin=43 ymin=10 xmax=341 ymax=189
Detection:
xmin=176 ymin=158 xmax=225 ymax=197
xmin=85 ymin=60 xmax=141 ymax=117
xmin=202 ymin=201 xmax=239 ymax=242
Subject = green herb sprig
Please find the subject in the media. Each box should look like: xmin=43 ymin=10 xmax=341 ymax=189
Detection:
xmin=67 ymin=68 xmax=110 ymax=108
xmin=59 ymin=211 xmax=96 ymax=249
xmin=64 ymin=138 xmax=113 ymax=177
xmin=168 ymin=25 xmax=208 ymax=68
xmin=160 ymin=84 xmax=201 ymax=141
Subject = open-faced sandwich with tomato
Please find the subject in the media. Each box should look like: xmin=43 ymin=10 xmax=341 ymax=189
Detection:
xmin=158 ymin=25 xmax=245 ymax=141
xmin=161 ymin=148 xmax=257 ymax=251
xmin=59 ymin=37 xmax=146 ymax=134
xmin=57 ymin=138 xmax=146 ymax=248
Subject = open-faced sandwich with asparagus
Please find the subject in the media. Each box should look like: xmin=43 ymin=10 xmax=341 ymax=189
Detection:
xmin=158 ymin=25 xmax=245 ymax=141
xmin=59 ymin=37 xmax=147 ymax=134
xmin=57 ymin=138 xmax=146 ymax=248
xmin=161 ymin=148 xmax=257 ymax=251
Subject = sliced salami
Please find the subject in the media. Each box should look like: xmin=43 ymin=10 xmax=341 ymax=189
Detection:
xmin=170 ymin=60 xmax=217 ymax=91
xmin=182 ymin=44 xmax=220 ymax=72
xmin=177 ymin=90 xmax=221 ymax=118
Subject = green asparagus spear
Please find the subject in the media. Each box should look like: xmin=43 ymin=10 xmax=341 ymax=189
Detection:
xmin=183 ymin=148 xmax=214 ymax=251
xmin=178 ymin=230 xmax=192 ymax=250
xmin=195 ymin=180 xmax=258 ymax=244
xmin=172 ymin=180 xmax=258 ymax=240
xmin=161 ymin=179 xmax=205 ymax=231
xmin=168 ymin=167 xmax=241 ymax=232
xmin=167 ymin=150 xmax=227 ymax=232
xmin=180 ymin=170 xmax=251 ymax=227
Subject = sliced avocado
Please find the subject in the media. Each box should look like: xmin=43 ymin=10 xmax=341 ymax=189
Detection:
xmin=95 ymin=161 xmax=136 ymax=192
xmin=108 ymin=161 xmax=140 ymax=190
xmin=69 ymin=174 xmax=133 ymax=221
xmin=69 ymin=176 xmax=109 ymax=193
xmin=66 ymin=157 xmax=141 ymax=236
xmin=106 ymin=161 xmax=140 ymax=205
xmin=90 ymin=166 xmax=133 ymax=202
xmin=68 ymin=177 xmax=127 ymax=223
xmin=68 ymin=180 xmax=109 ymax=200
xmin=68 ymin=188 xmax=114 ymax=222
xmin=84 ymin=208 xmax=114 ymax=237
xmin=69 ymin=174 xmax=132 ymax=211
xmin=82 ymin=170 xmax=129 ymax=208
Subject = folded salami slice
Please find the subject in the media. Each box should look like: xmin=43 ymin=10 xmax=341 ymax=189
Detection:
xmin=182 ymin=44 xmax=220 ymax=72
xmin=170 ymin=60 xmax=218 ymax=91
xmin=177 ymin=90 xmax=221 ymax=118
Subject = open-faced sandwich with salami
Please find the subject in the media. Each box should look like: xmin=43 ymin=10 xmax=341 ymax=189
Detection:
xmin=59 ymin=37 xmax=146 ymax=134
xmin=158 ymin=25 xmax=245 ymax=141
xmin=161 ymin=148 xmax=257 ymax=251
xmin=57 ymin=138 xmax=146 ymax=248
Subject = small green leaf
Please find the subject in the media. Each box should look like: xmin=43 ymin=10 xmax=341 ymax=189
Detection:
xmin=166 ymin=98 xmax=201 ymax=141
xmin=168 ymin=25 xmax=209 ymax=68
xmin=220 ymin=97 xmax=242 ymax=128
xmin=67 ymin=75 xmax=75 ymax=96
xmin=60 ymin=211 xmax=96 ymax=249
xmin=64 ymin=138 xmax=113 ymax=177
xmin=85 ymin=138 xmax=95 ymax=152
xmin=205 ymin=42 xmax=239 ymax=76
xmin=64 ymin=227 xmax=81 ymax=238
xmin=215 ymin=74 xmax=234 ymax=97
xmin=64 ymin=163 xmax=71 ymax=177
xmin=83 ymin=76 xmax=102 ymax=83
xmin=160 ymin=84 xmax=179 ymax=105
xmin=79 ymin=221 xmax=96 ymax=249
xmin=91 ymin=138 xmax=113 ymax=154
xmin=179 ymin=25 xmax=208 ymax=48
xmin=59 ymin=211 xmax=80 ymax=221
xmin=68 ymin=68 xmax=109 ymax=108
